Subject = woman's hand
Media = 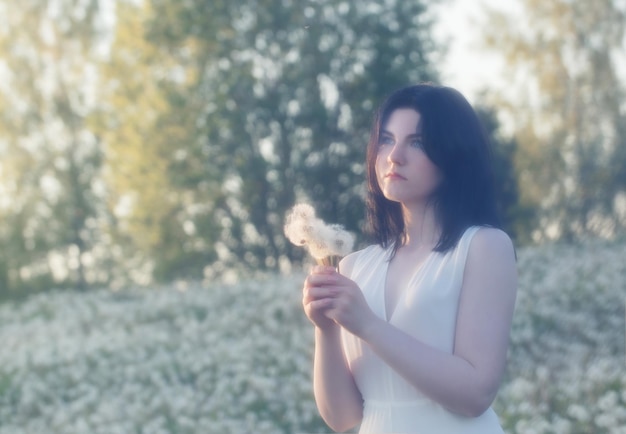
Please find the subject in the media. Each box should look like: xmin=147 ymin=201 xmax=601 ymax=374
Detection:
xmin=302 ymin=266 xmax=338 ymax=331
xmin=303 ymin=266 xmax=378 ymax=337
xmin=303 ymin=265 xmax=366 ymax=432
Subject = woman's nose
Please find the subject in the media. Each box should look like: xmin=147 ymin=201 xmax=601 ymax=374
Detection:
xmin=388 ymin=143 xmax=405 ymax=164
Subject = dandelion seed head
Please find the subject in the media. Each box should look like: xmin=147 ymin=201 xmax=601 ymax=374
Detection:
xmin=307 ymin=238 xmax=330 ymax=260
xmin=284 ymin=205 xmax=316 ymax=246
xmin=293 ymin=203 xmax=315 ymax=218
xmin=284 ymin=203 xmax=355 ymax=262
xmin=329 ymin=224 xmax=354 ymax=256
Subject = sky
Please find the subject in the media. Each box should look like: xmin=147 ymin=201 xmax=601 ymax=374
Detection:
xmin=431 ymin=0 xmax=518 ymax=103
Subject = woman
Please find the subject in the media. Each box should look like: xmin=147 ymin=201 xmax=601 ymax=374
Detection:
xmin=302 ymin=84 xmax=517 ymax=433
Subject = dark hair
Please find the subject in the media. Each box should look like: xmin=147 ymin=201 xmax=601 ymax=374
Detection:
xmin=366 ymin=83 xmax=501 ymax=253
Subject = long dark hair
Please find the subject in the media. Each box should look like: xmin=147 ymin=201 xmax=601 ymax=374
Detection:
xmin=366 ymin=83 xmax=501 ymax=253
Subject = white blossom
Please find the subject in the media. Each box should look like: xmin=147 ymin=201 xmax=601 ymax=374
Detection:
xmin=0 ymin=239 xmax=623 ymax=433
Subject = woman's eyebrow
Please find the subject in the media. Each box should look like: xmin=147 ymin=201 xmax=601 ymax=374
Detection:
xmin=379 ymin=130 xmax=423 ymax=139
xmin=403 ymin=133 xmax=424 ymax=140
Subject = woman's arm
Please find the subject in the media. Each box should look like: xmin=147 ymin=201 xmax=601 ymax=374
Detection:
xmin=303 ymin=253 xmax=364 ymax=432
xmin=315 ymin=228 xmax=517 ymax=417
xmin=311 ymin=326 xmax=363 ymax=432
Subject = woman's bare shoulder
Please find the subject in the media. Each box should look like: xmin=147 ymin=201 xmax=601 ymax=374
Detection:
xmin=471 ymin=227 xmax=515 ymax=257
xmin=465 ymin=227 xmax=517 ymax=285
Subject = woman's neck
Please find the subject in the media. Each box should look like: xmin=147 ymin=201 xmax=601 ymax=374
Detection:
xmin=401 ymin=203 xmax=441 ymax=251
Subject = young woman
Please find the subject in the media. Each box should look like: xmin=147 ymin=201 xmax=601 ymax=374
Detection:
xmin=302 ymin=84 xmax=517 ymax=433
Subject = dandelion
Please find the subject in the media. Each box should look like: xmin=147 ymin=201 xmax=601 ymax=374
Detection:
xmin=284 ymin=203 xmax=355 ymax=267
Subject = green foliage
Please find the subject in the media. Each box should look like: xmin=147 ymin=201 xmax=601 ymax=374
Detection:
xmin=0 ymin=0 xmax=530 ymax=290
xmin=476 ymin=107 xmax=535 ymax=244
xmin=481 ymin=0 xmax=626 ymax=241
xmin=90 ymin=0 xmax=210 ymax=285
xmin=0 ymin=0 xmax=106 ymax=292
xmin=136 ymin=0 xmax=440 ymax=278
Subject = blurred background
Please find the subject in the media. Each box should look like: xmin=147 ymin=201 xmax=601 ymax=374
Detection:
xmin=0 ymin=2 xmax=625 ymax=433
xmin=0 ymin=0 xmax=624 ymax=296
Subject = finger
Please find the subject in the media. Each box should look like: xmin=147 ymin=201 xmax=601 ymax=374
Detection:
xmin=303 ymin=286 xmax=336 ymax=303
xmin=305 ymin=272 xmax=339 ymax=288
xmin=310 ymin=265 xmax=337 ymax=275
xmin=304 ymin=297 xmax=333 ymax=312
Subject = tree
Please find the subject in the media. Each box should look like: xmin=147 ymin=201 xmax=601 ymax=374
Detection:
xmin=137 ymin=0 xmax=441 ymax=277
xmin=481 ymin=0 xmax=626 ymax=241
xmin=90 ymin=0 xmax=211 ymax=286
xmin=476 ymin=106 xmax=533 ymax=244
xmin=0 ymin=0 xmax=108 ymax=293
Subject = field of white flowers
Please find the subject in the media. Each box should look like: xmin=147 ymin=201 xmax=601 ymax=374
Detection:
xmin=0 ymin=239 xmax=624 ymax=434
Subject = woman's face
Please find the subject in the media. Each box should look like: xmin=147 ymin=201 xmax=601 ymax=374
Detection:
xmin=375 ymin=108 xmax=442 ymax=207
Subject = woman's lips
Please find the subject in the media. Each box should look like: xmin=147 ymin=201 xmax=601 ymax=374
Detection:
xmin=385 ymin=172 xmax=406 ymax=180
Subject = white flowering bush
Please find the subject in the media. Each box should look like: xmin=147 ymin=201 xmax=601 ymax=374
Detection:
xmin=494 ymin=239 xmax=626 ymax=434
xmin=0 ymin=238 xmax=624 ymax=433
xmin=0 ymin=276 xmax=325 ymax=434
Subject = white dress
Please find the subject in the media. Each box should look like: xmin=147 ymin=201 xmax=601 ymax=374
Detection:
xmin=340 ymin=226 xmax=504 ymax=434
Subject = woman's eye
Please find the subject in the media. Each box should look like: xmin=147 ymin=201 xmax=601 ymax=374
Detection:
xmin=378 ymin=136 xmax=394 ymax=146
xmin=410 ymin=139 xmax=423 ymax=148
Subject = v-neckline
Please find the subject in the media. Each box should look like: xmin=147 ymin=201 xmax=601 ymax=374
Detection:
xmin=382 ymin=248 xmax=435 ymax=322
